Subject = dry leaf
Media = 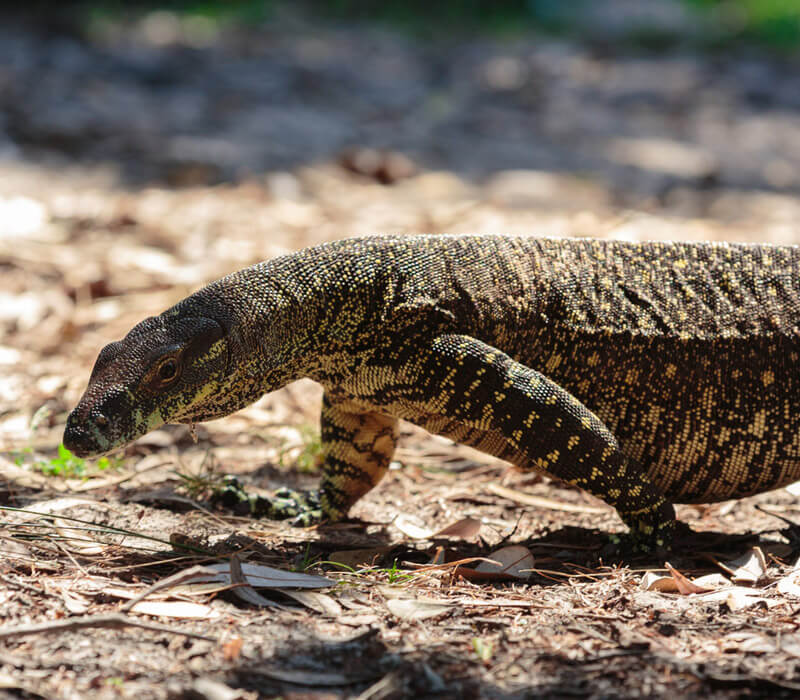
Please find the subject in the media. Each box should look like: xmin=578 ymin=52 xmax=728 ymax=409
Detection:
xmin=468 ymin=545 xmax=534 ymax=581
xmin=12 ymin=497 xmax=109 ymax=520
xmin=723 ymin=632 xmax=776 ymax=654
xmin=777 ymin=569 xmax=800 ymax=597
xmin=784 ymin=480 xmax=800 ymax=496
xmin=642 ymin=571 xmax=730 ymax=594
xmin=455 ymin=598 xmax=538 ymax=608
xmin=393 ymin=513 xmax=434 ymax=539
xmin=692 ymin=574 xmax=731 ymax=589
xmin=161 ymin=559 xmax=335 ymax=610
xmin=190 ymin=678 xmax=246 ymax=700
xmin=202 ymin=562 xmax=333 ymax=589
xmin=233 ymin=582 xmax=285 ymax=608
xmin=103 ymin=586 xmax=164 ymax=601
xmin=222 ymin=637 xmax=244 ymax=661
xmin=640 ymin=572 xmax=679 ymax=592
xmin=665 ymin=562 xmax=711 ymax=595
xmin=0 ymin=536 xmax=33 ymax=571
xmin=434 ymin=517 xmax=482 ymax=539
xmin=106 ymin=583 xmax=229 ymax=600
xmin=229 ymin=556 xmax=286 ymax=608
xmin=0 ymin=195 xmax=47 ymax=238
xmin=0 ymin=456 xmax=48 ymax=489
xmin=280 ymin=590 xmax=342 ymax=616
xmin=129 ymin=601 xmax=221 ymax=619
xmin=738 ymin=637 xmax=776 ymax=653
xmin=716 ymin=547 xmax=767 ymax=584
xmin=385 ymin=598 xmax=452 ymax=621
xmin=53 ymin=525 xmax=108 ymax=556
xmin=694 ymin=587 xmax=775 ymax=610
xmin=60 ymin=590 xmax=90 ymax=615
xmin=336 ymin=614 xmax=380 ymax=627
xmin=248 ymin=668 xmax=374 ymax=686
xmin=723 ymin=589 xmax=772 ymax=611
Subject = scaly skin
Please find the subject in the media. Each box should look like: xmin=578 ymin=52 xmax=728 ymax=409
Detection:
xmin=63 ymin=235 xmax=800 ymax=550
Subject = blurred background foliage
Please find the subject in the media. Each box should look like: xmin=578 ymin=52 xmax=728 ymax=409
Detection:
xmin=685 ymin=0 xmax=800 ymax=48
xmin=15 ymin=0 xmax=800 ymax=51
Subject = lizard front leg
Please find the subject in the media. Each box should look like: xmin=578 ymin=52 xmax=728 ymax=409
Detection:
xmin=219 ymin=393 xmax=398 ymax=525
xmin=386 ymin=334 xmax=676 ymax=550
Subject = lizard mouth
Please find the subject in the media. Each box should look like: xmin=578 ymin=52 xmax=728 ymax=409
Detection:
xmin=62 ymin=409 xmax=128 ymax=458
xmin=62 ymin=420 xmax=103 ymax=458
xmin=77 ymin=446 xmax=122 ymax=459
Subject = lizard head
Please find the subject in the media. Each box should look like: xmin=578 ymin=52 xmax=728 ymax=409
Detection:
xmin=63 ymin=314 xmax=229 ymax=458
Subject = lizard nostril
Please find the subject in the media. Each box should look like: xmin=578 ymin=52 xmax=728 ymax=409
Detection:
xmin=95 ymin=414 xmax=109 ymax=430
xmin=63 ymin=421 xmax=93 ymax=457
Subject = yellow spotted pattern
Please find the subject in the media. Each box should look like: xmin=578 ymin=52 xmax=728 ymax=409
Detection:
xmin=77 ymin=234 xmax=800 ymax=548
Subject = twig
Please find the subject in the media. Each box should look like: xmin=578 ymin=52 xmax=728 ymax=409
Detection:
xmin=0 ymin=506 xmax=215 ymax=556
xmin=0 ymin=574 xmax=44 ymax=595
xmin=72 ymin=459 xmax=173 ymax=492
xmin=119 ymin=564 xmax=221 ymax=612
xmin=487 ymin=483 xmax=609 ymax=514
xmin=0 ymin=612 xmax=217 ymax=642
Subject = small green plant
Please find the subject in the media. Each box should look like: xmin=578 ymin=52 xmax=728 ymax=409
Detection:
xmin=472 ymin=637 xmax=494 ymax=664
xmin=95 ymin=455 xmax=120 ymax=471
xmin=293 ymin=543 xmax=321 ymax=572
xmin=317 ymin=561 xmax=357 ymax=574
xmin=13 ymin=444 xmax=122 ymax=478
xmin=174 ymin=451 xmax=226 ymax=499
xmin=18 ymin=404 xmax=126 ymax=476
xmin=175 ymin=470 xmax=221 ymax=499
xmin=275 ymin=424 xmax=324 ymax=474
xmin=36 ymin=444 xmax=108 ymax=477
xmin=12 ymin=446 xmax=33 ymax=466
xmin=41 ymin=444 xmax=89 ymax=476
xmin=383 ymin=559 xmax=416 ymax=585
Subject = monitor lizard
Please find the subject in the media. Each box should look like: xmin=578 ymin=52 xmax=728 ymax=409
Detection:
xmin=62 ymin=234 xmax=800 ymax=550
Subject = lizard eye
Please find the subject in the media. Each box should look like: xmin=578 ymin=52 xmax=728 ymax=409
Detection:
xmin=143 ymin=353 xmax=183 ymax=393
xmin=157 ymin=358 xmax=179 ymax=383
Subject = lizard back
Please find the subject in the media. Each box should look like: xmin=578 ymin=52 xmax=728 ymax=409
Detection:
xmin=351 ymin=236 xmax=800 ymax=504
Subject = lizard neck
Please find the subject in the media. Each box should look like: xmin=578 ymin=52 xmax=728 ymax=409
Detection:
xmin=180 ymin=242 xmax=386 ymax=399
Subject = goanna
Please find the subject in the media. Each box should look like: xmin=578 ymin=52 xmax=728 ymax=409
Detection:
xmin=63 ymin=234 xmax=800 ymax=550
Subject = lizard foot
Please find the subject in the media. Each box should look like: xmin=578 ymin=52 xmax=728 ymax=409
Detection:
xmin=604 ymin=503 xmax=677 ymax=558
xmin=212 ymin=477 xmax=325 ymax=524
xmin=603 ymin=530 xmax=670 ymax=559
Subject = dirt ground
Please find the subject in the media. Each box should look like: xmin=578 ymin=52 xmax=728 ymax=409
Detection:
xmin=3 ymin=8 xmax=800 ymax=699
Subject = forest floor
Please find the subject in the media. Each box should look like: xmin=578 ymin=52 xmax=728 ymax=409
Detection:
xmin=3 ymin=9 xmax=800 ymax=699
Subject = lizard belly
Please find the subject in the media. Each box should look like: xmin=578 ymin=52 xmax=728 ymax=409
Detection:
xmin=337 ymin=391 xmax=548 ymax=476
xmin=417 ymin=415 xmax=547 ymax=475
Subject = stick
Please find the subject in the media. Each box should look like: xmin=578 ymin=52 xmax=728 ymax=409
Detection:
xmin=0 ymin=613 xmax=217 ymax=642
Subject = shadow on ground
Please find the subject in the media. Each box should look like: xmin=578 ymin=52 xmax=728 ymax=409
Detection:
xmin=2 ymin=11 xmax=800 ymax=209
